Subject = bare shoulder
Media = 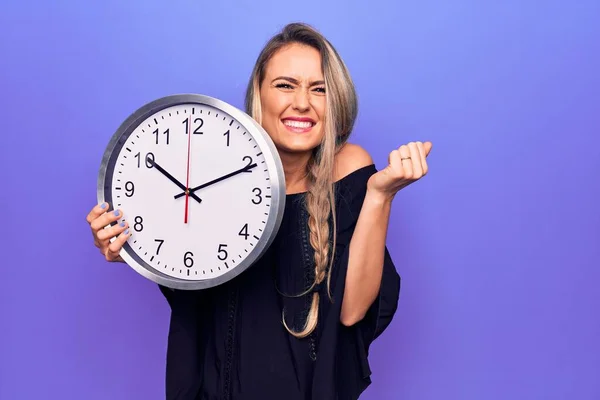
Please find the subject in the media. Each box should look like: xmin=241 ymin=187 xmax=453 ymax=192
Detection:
xmin=334 ymin=142 xmax=374 ymax=181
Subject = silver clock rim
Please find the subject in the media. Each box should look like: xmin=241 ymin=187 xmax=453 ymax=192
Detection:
xmin=97 ymin=93 xmax=287 ymax=291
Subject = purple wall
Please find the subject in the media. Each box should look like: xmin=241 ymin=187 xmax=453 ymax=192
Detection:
xmin=1 ymin=1 xmax=599 ymax=399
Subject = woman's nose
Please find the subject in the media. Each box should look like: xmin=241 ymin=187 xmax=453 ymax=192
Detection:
xmin=292 ymin=89 xmax=310 ymax=112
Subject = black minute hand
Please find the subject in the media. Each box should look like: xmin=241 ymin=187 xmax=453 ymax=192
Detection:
xmin=147 ymin=157 xmax=203 ymax=204
xmin=174 ymin=163 xmax=258 ymax=199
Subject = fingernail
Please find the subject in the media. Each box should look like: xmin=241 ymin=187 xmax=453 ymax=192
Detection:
xmin=124 ymin=229 xmax=129 ymax=235
xmin=119 ymin=221 xmax=125 ymax=227
xmin=114 ymin=210 xmax=120 ymax=217
xmin=100 ymin=203 xmax=107 ymax=209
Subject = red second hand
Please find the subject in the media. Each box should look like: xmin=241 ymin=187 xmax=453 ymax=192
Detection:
xmin=184 ymin=115 xmax=192 ymax=224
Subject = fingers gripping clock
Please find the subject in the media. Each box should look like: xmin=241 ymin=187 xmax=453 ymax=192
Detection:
xmin=97 ymin=94 xmax=286 ymax=290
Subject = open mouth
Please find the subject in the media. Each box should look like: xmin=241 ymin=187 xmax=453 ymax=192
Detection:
xmin=281 ymin=118 xmax=316 ymax=133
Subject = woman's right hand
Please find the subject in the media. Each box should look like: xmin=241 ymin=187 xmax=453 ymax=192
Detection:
xmin=86 ymin=202 xmax=131 ymax=263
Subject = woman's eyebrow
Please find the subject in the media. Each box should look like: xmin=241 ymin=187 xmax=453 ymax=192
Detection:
xmin=272 ymin=76 xmax=325 ymax=86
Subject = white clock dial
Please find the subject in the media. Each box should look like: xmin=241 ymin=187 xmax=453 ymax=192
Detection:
xmin=98 ymin=94 xmax=286 ymax=290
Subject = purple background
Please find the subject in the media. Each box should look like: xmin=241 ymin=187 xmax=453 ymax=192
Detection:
xmin=1 ymin=1 xmax=599 ymax=399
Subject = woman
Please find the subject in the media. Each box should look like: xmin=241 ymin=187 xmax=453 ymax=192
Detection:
xmin=86 ymin=22 xmax=431 ymax=400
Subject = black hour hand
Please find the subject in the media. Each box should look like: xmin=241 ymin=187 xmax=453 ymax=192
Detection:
xmin=147 ymin=157 xmax=203 ymax=204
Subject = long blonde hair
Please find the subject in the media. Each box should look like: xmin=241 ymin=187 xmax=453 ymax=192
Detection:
xmin=245 ymin=22 xmax=358 ymax=338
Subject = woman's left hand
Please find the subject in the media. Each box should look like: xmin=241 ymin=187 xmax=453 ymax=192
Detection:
xmin=367 ymin=141 xmax=433 ymax=201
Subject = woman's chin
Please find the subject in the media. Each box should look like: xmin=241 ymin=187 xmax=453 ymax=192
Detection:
xmin=282 ymin=137 xmax=321 ymax=152
xmin=278 ymin=130 xmax=322 ymax=151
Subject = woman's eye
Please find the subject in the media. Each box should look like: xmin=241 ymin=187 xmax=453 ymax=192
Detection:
xmin=314 ymin=87 xmax=326 ymax=93
xmin=275 ymin=83 xmax=293 ymax=89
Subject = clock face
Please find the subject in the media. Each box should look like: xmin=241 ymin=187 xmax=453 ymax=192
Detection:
xmin=97 ymin=94 xmax=285 ymax=290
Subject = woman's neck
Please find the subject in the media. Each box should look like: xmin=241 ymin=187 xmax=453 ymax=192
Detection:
xmin=280 ymin=151 xmax=312 ymax=194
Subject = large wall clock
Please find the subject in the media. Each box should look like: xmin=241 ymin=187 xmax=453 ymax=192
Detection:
xmin=97 ymin=94 xmax=286 ymax=290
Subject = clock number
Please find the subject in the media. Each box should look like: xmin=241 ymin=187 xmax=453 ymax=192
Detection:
xmin=125 ymin=181 xmax=135 ymax=197
xmin=134 ymin=216 xmax=144 ymax=232
xmin=252 ymin=187 xmax=262 ymax=204
xmin=224 ymin=130 xmax=230 ymax=146
xmin=193 ymin=118 xmax=204 ymax=134
xmin=243 ymin=156 xmax=253 ymax=171
xmin=154 ymin=239 xmax=164 ymax=255
xmin=183 ymin=118 xmax=204 ymax=135
xmin=184 ymin=251 xmax=194 ymax=268
xmin=217 ymin=244 xmax=228 ymax=260
xmin=153 ymin=128 xmax=170 ymax=144
xmin=239 ymin=223 xmax=249 ymax=240
xmin=135 ymin=152 xmax=155 ymax=168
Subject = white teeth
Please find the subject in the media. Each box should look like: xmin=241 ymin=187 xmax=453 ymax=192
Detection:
xmin=283 ymin=120 xmax=312 ymax=128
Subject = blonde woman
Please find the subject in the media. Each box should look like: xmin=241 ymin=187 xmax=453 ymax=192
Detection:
xmin=86 ymin=22 xmax=432 ymax=400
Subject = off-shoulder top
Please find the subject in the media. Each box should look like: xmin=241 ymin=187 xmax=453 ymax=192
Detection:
xmin=158 ymin=164 xmax=401 ymax=400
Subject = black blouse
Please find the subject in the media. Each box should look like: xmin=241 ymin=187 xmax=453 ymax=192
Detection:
xmin=158 ymin=164 xmax=401 ymax=400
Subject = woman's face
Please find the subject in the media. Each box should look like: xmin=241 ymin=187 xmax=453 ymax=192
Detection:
xmin=259 ymin=43 xmax=326 ymax=157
